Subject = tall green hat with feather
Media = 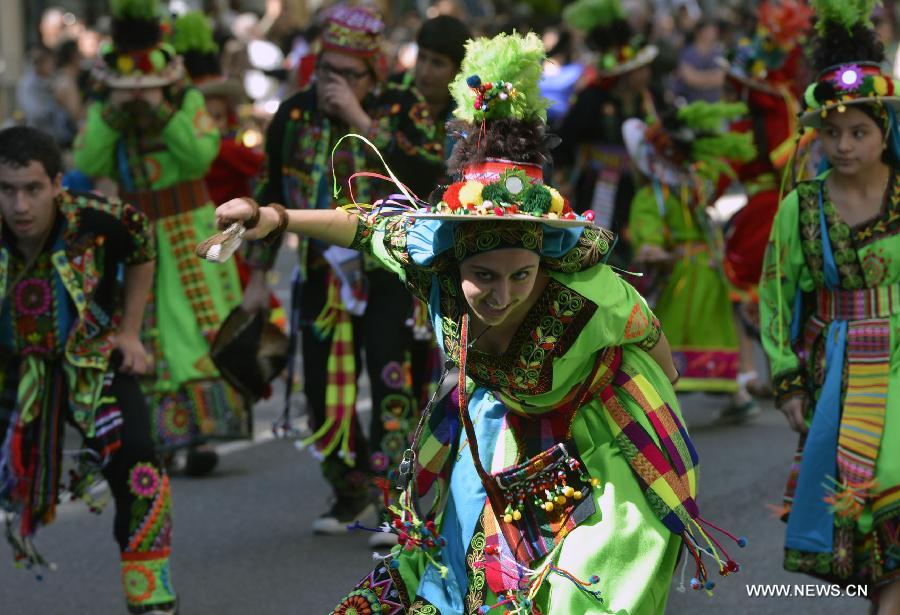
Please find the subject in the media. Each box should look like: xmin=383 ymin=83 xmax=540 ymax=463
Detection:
xmin=799 ymin=0 xmax=900 ymax=126
xmin=623 ymin=101 xmax=757 ymax=185
xmin=94 ymin=0 xmax=183 ymax=89
xmin=563 ymin=0 xmax=657 ymax=78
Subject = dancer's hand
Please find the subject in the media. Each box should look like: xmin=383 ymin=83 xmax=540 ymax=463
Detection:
xmin=780 ymin=397 xmax=808 ymax=434
xmin=320 ymin=74 xmax=372 ymax=131
xmin=215 ymin=198 xmax=278 ymax=240
xmin=114 ymin=332 xmax=150 ymax=375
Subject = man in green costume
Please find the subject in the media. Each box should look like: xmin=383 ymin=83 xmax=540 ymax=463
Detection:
xmin=74 ymin=0 xmax=246 ymax=476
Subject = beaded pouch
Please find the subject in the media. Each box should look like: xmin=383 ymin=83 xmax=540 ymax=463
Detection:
xmin=494 ymin=441 xmax=595 ymax=563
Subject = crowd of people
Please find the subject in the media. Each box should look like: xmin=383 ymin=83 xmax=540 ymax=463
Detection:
xmin=1 ymin=0 xmax=899 ymax=613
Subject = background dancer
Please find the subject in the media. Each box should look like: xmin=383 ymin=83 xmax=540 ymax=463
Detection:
xmin=0 ymin=126 xmax=176 ymax=615
xmin=73 ymin=0 xmax=246 ymax=477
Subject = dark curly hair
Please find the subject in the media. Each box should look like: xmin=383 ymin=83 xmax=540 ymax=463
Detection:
xmin=0 ymin=126 xmax=63 ymax=179
xmin=445 ymin=118 xmax=556 ymax=178
xmin=809 ymin=20 xmax=885 ymax=73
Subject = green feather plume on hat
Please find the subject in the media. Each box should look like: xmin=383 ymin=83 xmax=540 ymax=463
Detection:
xmin=562 ymin=0 xmax=625 ymax=32
xmin=811 ymin=0 xmax=879 ymax=34
xmin=450 ymin=31 xmax=549 ymax=123
xmin=171 ymin=12 xmax=218 ymax=54
xmin=678 ymin=101 xmax=756 ymax=181
xmin=110 ymin=0 xmax=159 ymax=20
xmin=677 ymin=101 xmax=748 ymax=133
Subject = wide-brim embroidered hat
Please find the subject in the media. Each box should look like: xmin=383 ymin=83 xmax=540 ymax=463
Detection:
xmin=411 ymin=159 xmax=589 ymax=228
xmin=621 ymin=101 xmax=756 ymax=185
xmin=799 ymin=0 xmax=900 ymax=128
xmin=621 ymin=118 xmax=689 ymax=185
xmin=93 ymin=0 xmax=183 ymax=89
xmin=799 ymin=62 xmax=900 ymax=127
xmin=562 ymin=0 xmax=657 ymax=79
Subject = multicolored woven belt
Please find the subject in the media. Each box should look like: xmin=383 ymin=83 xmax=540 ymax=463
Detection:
xmin=120 ymin=178 xmax=210 ymax=222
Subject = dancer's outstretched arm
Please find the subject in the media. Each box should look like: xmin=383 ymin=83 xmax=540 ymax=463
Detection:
xmin=215 ymin=198 xmax=359 ymax=247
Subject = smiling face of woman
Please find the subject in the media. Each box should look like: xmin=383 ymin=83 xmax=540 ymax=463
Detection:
xmin=819 ymin=106 xmax=887 ymax=177
xmin=459 ymin=248 xmax=542 ymax=326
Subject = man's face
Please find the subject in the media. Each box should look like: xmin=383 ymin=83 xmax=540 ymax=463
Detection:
xmin=414 ymin=48 xmax=457 ymax=106
xmin=0 ymin=161 xmax=61 ymax=244
xmin=315 ymin=51 xmax=375 ymax=111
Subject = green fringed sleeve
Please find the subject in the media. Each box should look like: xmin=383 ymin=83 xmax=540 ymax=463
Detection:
xmin=758 ymin=188 xmax=813 ymax=405
xmin=160 ymin=88 xmax=220 ymax=179
xmin=628 ymin=185 xmax=667 ymax=250
xmin=73 ymin=102 xmax=121 ymax=179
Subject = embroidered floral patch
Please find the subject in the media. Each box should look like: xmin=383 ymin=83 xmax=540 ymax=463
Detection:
xmin=381 ymin=361 xmax=406 ymax=390
xmin=129 ymin=462 xmax=161 ymax=499
xmin=860 ymin=249 xmax=892 ymax=286
xmin=122 ymin=562 xmax=157 ymax=603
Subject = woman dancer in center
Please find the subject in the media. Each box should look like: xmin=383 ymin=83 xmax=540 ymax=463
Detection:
xmin=210 ymin=32 xmax=742 ymax=614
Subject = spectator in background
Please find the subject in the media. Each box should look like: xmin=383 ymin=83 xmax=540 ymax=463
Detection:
xmin=53 ymin=39 xmax=84 ymax=128
xmin=39 ymin=7 xmax=67 ymax=49
xmin=406 ymin=14 xmax=470 ymax=169
xmin=539 ymin=27 xmax=584 ymax=129
xmin=673 ymin=19 xmax=725 ymax=103
xmin=16 ymin=46 xmax=77 ymax=147
xmin=874 ymin=6 xmax=900 ymax=78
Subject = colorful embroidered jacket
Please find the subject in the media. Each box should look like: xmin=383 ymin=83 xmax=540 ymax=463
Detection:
xmin=760 ymin=171 xmax=900 ymax=405
xmin=0 ymin=190 xmax=155 ymax=435
xmin=72 ymin=87 xmax=220 ymax=192
xmin=246 ymin=81 xmax=444 ymax=271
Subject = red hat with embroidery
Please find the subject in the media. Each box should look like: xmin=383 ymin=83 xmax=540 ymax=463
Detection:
xmin=319 ymin=4 xmax=386 ymax=80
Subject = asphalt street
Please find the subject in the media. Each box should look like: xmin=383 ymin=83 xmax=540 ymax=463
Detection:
xmin=0 ymin=388 xmax=870 ymax=615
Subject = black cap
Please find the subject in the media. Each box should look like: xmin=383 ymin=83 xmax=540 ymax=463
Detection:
xmin=417 ymin=15 xmax=470 ymax=67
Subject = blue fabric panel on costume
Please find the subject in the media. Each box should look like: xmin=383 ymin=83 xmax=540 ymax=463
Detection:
xmin=791 ymin=292 xmax=803 ymax=344
xmin=785 ymin=319 xmax=845 ymax=553
xmin=407 ymin=219 xmax=584 ymax=267
xmin=418 ymin=388 xmax=506 ymax=610
xmin=785 ymin=183 xmax=846 ymax=553
xmin=116 ymin=140 xmax=135 ymax=193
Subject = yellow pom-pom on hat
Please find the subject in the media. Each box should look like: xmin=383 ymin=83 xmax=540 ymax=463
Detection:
xmin=873 ymin=76 xmax=889 ymax=96
xmin=458 ymin=181 xmax=484 ymax=207
xmin=548 ymin=187 xmax=565 ymax=214
xmin=117 ymin=55 xmax=135 ymax=74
